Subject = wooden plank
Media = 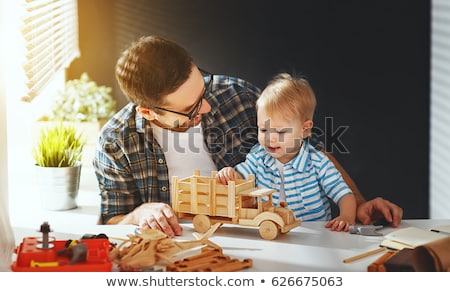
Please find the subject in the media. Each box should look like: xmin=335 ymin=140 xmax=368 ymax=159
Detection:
xmin=228 ymin=180 xmax=236 ymax=218
xmin=209 ymin=178 xmax=216 ymax=216
xmin=171 ymin=176 xmax=179 ymax=212
xmin=190 ymin=176 xmax=198 ymax=214
xmin=177 ymin=182 xmax=192 ymax=191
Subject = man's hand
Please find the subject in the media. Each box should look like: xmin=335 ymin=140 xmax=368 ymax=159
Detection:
xmin=131 ymin=202 xmax=183 ymax=237
xmin=356 ymin=197 xmax=403 ymax=227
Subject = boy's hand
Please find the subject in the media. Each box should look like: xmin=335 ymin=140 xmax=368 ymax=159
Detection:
xmin=216 ymin=167 xmax=235 ymax=184
xmin=325 ymin=216 xmax=355 ymax=232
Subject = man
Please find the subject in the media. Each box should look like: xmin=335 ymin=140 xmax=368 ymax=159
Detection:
xmin=93 ymin=35 xmax=403 ymax=237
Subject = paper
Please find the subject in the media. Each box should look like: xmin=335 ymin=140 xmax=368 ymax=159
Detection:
xmin=381 ymin=227 xmax=448 ymax=250
xmin=430 ymin=225 xmax=450 ymax=235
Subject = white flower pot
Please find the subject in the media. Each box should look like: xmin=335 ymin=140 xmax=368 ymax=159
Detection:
xmin=35 ymin=164 xmax=81 ymax=210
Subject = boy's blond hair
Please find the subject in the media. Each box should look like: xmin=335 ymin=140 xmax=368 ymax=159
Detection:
xmin=257 ymin=73 xmax=316 ymax=123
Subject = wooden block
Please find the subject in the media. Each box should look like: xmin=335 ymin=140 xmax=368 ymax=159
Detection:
xmin=203 ymin=259 xmax=253 ymax=272
xmin=166 ymin=246 xmax=252 ymax=272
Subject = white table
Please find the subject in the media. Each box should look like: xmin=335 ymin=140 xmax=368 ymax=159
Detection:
xmin=12 ymin=219 xmax=450 ymax=272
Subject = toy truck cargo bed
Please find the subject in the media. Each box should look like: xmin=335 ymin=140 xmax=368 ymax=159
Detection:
xmin=171 ymin=170 xmax=301 ymax=240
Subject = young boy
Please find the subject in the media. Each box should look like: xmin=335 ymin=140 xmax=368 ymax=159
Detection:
xmin=216 ymin=73 xmax=356 ymax=232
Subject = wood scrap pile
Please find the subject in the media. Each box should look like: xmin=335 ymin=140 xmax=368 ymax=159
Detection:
xmin=166 ymin=246 xmax=252 ymax=272
xmin=109 ymin=223 xmax=252 ymax=272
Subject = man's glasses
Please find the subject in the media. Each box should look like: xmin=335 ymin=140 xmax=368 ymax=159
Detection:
xmin=154 ymin=69 xmax=213 ymax=121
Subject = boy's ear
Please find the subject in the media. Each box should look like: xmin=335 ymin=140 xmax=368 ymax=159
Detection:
xmin=303 ymin=120 xmax=313 ymax=130
xmin=303 ymin=120 xmax=314 ymax=136
xmin=137 ymin=106 xmax=157 ymax=120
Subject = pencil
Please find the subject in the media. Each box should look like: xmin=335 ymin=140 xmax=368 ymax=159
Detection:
xmin=343 ymin=247 xmax=387 ymax=263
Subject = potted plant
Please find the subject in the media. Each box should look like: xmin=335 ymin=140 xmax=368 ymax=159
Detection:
xmin=44 ymin=72 xmax=116 ymax=123
xmin=38 ymin=72 xmax=116 ymax=167
xmin=33 ymin=122 xmax=85 ymax=210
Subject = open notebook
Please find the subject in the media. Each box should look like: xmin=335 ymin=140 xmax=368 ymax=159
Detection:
xmin=430 ymin=225 xmax=450 ymax=234
xmin=380 ymin=226 xmax=450 ymax=250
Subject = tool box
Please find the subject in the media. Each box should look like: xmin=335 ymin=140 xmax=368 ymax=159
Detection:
xmin=11 ymin=236 xmax=112 ymax=272
xmin=11 ymin=222 xmax=112 ymax=272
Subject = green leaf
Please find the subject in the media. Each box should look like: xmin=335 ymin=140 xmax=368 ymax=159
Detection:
xmin=33 ymin=121 xmax=85 ymax=167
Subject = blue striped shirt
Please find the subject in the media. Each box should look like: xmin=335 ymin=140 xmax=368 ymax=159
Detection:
xmin=93 ymin=74 xmax=260 ymax=224
xmin=235 ymin=141 xmax=353 ymax=221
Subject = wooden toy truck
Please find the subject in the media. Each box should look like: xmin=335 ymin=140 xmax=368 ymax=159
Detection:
xmin=171 ymin=170 xmax=301 ymax=240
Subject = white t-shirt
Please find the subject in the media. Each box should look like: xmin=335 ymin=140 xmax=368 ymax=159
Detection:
xmin=151 ymin=122 xmax=217 ymax=179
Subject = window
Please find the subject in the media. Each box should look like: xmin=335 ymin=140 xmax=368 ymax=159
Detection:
xmin=0 ymin=0 xmax=80 ymax=228
xmin=430 ymin=0 xmax=450 ymax=218
xmin=21 ymin=0 xmax=80 ymax=102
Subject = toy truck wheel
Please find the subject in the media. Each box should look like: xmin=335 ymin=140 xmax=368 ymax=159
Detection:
xmin=259 ymin=220 xmax=279 ymax=240
xmin=193 ymin=214 xmax=211 ymax=233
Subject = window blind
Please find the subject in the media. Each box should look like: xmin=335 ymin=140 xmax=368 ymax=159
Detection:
xmin=430 ymin=0 xmax=450 ymax=218
xmin=21 ymin=0 xmax=79 ymax=102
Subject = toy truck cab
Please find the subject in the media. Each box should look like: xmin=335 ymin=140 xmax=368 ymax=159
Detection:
xmin=171 ymin=170 xmax=301 ymax=240
xmin=236 ymin=187 xmax=300 ymax=240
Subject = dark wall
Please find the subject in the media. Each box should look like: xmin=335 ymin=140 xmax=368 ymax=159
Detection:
xmin=69 ymin=0 xmax=430 ymax=219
